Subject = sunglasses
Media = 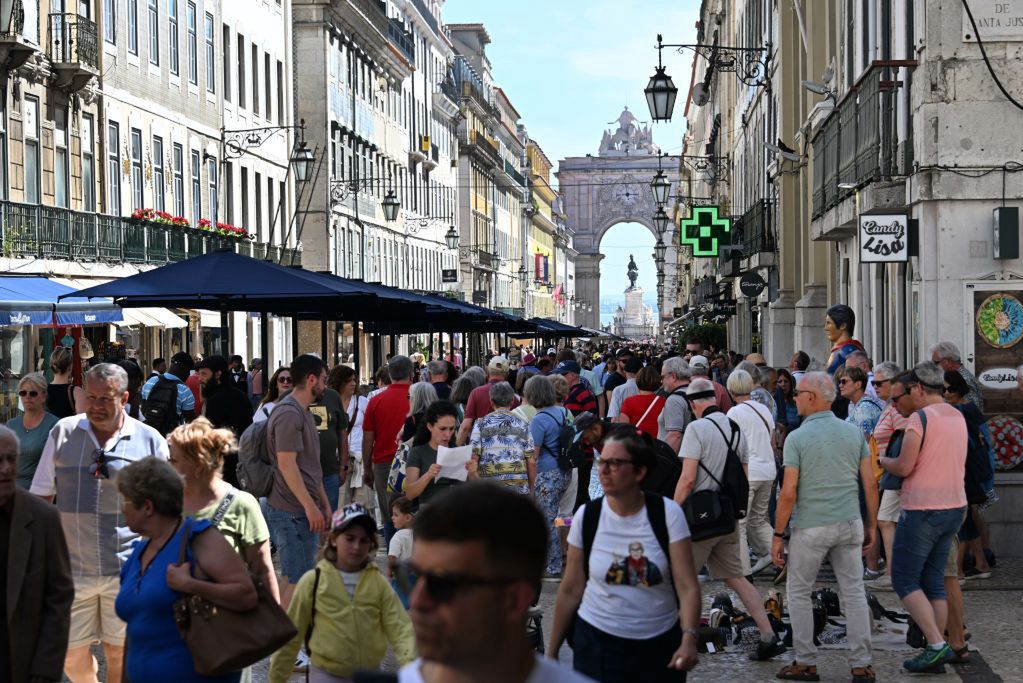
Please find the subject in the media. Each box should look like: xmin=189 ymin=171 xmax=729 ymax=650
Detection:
xmin=871 ymin=378 xmax=891 ymax=388
xmin=90 ymin=449 xmax=130 ymax=479
xmin=278 ymin=376 xmax=293 ymax=384
xmin=890 ymin=392 xmax=908 ymax=403
xmin=18 ymin=390 xmax=39 ymax=397
xmin=595 ymin=456 xmax=634 ymax=470
xmin=837 ymin=378 xmax=850 ymax=385
xmin=394 ymin=562 xmax=515 ymax=604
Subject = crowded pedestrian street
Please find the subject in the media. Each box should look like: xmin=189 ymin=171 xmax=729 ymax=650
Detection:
xmin=1 ymin=0 xmax=1023 ymax=682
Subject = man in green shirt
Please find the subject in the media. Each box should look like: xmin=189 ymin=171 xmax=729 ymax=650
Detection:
xmin=772 ymin=371 xmax=878 ymax=683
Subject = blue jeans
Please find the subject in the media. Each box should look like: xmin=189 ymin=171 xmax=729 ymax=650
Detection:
xmin=266 ymin=504 xmax=321 ymax=583
xmin=323 ymin=473 xmax=340 ymax=514
xmin=892 ymin=507 xmax=966 ymax=600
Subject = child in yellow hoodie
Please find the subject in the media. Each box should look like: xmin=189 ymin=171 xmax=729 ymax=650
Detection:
xmin=269 ymin=503 xmax=416 ymax=682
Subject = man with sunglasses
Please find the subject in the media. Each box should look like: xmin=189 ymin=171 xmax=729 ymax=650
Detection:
xmin=398 ymin=482 xmax=592 ymax=683
xmin=30 ymin=363 xmax=169 ymax=683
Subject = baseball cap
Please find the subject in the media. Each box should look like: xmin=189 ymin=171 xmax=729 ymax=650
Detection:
xmin=552 ymin=360 xmax=582 ymax=375
xmin=572 ymin=412 xmax=602 ymax=439
xmin=331 ymin=503 xmax=376 ymax=535
xmin=522 ymin=353 xmax=536 ymax=365
xmin=624 ymin=357 xmax=644 ymax=374
xmin=616 ymin=348 xmax=634 ymax=358
xmin=547 ymin=347 xmax=557 ymax=355
xmin=689 ymin=354 xmax=710 ymax=370
xmin=487 ymin=356 xmax=509 ymax=373
xmin=746 ymin=352 xmax=767 ymax=366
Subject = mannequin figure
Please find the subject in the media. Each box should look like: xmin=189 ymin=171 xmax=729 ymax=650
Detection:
xmin=825 ymin=304 xmax=865 ymax=374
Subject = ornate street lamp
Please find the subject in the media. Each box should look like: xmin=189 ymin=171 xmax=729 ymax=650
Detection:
xmin=518 ymin=265 xmax=528 ymax=282
xmin=444 ymin=225 xmax=459 ymax=251
xmin=382 ymin=190 xmax=400 ymax=222
xmin=650 ymin=169 xmax=671 ymax=205
xmin=654 ymin=237 xmax=667 ymax=262
xmin=653 ymin=206 xmax=670 ymax=234
xmin=290 ymin=141 xmax=314 ymax=183
xmin=645 ymin=35 xmax=679 ymax=122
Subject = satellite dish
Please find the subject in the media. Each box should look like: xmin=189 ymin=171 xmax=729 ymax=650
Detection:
xmin=692 ymin=83 xmax=709 ymax=107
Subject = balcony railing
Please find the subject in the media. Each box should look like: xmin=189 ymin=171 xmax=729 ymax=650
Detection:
xmin=740 ymin=199 xmax=774 ymax=257
xmin=504 ymin=159 xmax=526 ymax=186
xmin=466 ymin=130 xmax=501 ymax=166
xmin=812 ymin=62 xmax=915 ymax=218
xmin=387 ymin=18 xmax=414 ymax=63
xmin=48 ymin=13 xmax=97 ymax=67
xmin=0 ymin=200 xmax=300 ymax=266
xmin=411 ymin=0 xmax=440 ymax=35
xmin=1 ymin=0 xmax=25 ymax=37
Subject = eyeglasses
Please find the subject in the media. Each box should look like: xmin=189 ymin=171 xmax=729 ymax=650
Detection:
xmin=278 ymin=376 xmax=293 ymax=384
xmin=18 ymin=390 xmax=39 ymax=398
xmin=394 ymin=562 xmax=515 ymax=604
xmin=837 ymin=378 xmax=850 ymax=385
xmin=89 ymin=447 xmax=130 ymax=479
xmin=594 ymin=456 xmax=633 ymax=470
xmin=793 ymin=389 xmax=816 ymax=398
xmin=890 ymin=392 xmax=908 ymax=403
xmin=871 ymin=378 xmax=891 ymax=388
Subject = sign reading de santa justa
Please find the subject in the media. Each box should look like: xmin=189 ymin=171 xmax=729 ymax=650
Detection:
xmin=858 ymin=214 xmax=908 ymax=263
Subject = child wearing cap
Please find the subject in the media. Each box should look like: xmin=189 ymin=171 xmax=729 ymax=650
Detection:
xmin=268 ymin=503 xmax=416 ymax=682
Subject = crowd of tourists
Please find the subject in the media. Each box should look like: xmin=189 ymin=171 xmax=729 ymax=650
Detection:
xmin=2 ymin=307 xmax=1016 ymax=682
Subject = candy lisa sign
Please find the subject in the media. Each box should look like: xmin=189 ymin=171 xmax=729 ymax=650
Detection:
xmin=859 ymin=214 xmax=908 ymax=263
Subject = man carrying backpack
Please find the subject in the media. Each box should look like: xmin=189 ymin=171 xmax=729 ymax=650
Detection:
xmin=771 ymin=371 xmax=877 ymax=683
xmin=140 ymin=351 xmax=196 ymax=435
xmin=673 ymin=378 xmax=786 ymax=663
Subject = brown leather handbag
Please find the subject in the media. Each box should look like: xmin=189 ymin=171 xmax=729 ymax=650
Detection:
xmin=172 ymin=515 xmax=298 ymax=676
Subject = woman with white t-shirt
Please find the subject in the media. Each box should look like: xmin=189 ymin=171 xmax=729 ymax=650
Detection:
xmin=726 ymin=369 xmax=778 ymax=577
xmin=547 ymin=430 xmax=701 ymax=682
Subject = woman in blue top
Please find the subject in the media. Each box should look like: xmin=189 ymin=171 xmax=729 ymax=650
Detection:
xmin=115 ymin=457 xmax=257 ymax=683
xmin=526 ymin=375 xmax=573 ymax=579
xmin=7 ymin=372 xmax=60 ymax=489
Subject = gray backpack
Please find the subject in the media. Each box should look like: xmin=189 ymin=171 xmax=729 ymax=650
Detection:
xmin=236 ymin=407 xmax=275 ymax=497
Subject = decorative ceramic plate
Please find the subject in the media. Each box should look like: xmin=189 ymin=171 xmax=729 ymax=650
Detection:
xmin=976 ymin=293 xmax=1023 ymax=349
xmin=989 ymin=414 xmax=1023 ymax=470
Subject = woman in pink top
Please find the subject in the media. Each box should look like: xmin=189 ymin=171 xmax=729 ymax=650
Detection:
xmin=879 ymin=363 xmax=967 ymax=674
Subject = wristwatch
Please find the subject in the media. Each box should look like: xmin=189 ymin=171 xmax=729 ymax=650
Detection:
xmin=773 ymin=531 xmax=786 ymax=539
xmin=682 ymin=627 xmax=699 ymax=640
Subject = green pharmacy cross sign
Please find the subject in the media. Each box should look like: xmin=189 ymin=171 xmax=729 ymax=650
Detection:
xmin=679 ymin=206 xmax=731 ymax=257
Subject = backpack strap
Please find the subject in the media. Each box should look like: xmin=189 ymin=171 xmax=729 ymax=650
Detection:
xmin=304 ymin=567 xmax=322 ymax=661
xmin=581 ymin=496 xmax=603 ymax=579
xmin=636 ymin=395 xmax=662 ymax=427
xmin=534 ymin=409 xmax=564 ymax=460
xmin=643 ymin=492 xmax=680 ymax=606
xmin=702 ymin=416 xmax=739 ymax=489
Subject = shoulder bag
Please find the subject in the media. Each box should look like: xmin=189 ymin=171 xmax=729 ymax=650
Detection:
xmin=173 ymin=518 xmax=298 ymax=676
xmin=879 ymin=409 xmax=927 ymax=491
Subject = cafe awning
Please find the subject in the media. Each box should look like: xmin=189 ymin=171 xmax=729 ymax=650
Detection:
xmin=0 ymin=276 xmax=122 ymax=326
xmin=51 ymin=277 xmax=187 ymax=329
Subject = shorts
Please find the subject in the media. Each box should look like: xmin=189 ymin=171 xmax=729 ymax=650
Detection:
xmin=69 ymin=575 xmax=125 ymax=649
xmin=690 ymin=527 xmax=744 ymax=580
xmin=266 ymin=504 xmax=322 ymax=583
xmin=878 ymin=489 xmax=902 ymax=523
xmin=558 ymin=469 xmax=579 ymax=517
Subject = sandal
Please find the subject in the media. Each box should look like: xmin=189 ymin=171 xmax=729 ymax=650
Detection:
xmin=777 ymin=662 xmax=820 ymax=681
xmin=948 ymin=645 xmax=971 ymax=664
xmin=851 ymin=666 xmax=876 ymax=683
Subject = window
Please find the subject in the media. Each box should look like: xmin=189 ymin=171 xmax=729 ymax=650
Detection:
xmin=54 ymin=108 xmax=69 ymax=207
xmin=152 ymin=135 xmax=165 ymax=211
xmin=148 ymin=0 xmax=159 ymax=64
xmin=255 ymin=172 xmax=262 ymax=236
xmin=0 ymin=98 xmax=8 ymax=200
xmin=222 ymin=25 xmax=230 ymax=102
xmin=187 ymin=1 xmax=197 ymax=84
xmin=172 ymin=143 xmax=184 ymax=217
xmin=240 ymin=166 xmax=249 ymax=229
xmin=168 ymin=0 xmax=178 ymax=74
xmin=127 ymin=0 xmax=137 ymax=54
xmin=251 ymin=44 xmax=259 ymax=116
xmin=107 ymin=122 xmax=121 ymax=215
xmin=237 ymin=34 xmax=245 ymax=108
xmin=130 ymin=128 xmax=143 ymax=210
xmin=24 ymin=97 xmax=39 ymax=204
xmin=267 ymin=176 xmax=275 ymax=237
xmin=276 ymin=60 xmax=284 ymax=123
xmin=104 ymin=0 xmax=116 ymax=43
xmin=205 ymin=13 xmax=214 ymax=92
xmin=224 ymin=162 xmax=233 ymax=223
xmin=264 ymin=52 xmax=271 ymax=122
xmin=190 ymin=150 xmax=201 ymax=222
xmin=207 ymin=156 xmax=218 ymax=221
xmin=278 ymin=180 xmax=285 ymax=245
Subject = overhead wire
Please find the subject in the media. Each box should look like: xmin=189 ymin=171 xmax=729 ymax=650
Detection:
xmin=962 ymin=0 xmax=1023 ymax=114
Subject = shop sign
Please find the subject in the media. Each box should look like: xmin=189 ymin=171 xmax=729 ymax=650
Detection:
xmin=712 ymin=299 xmax=737 ymax=316
xmin=739 ymin=272 xmax=767 ymax=297
xmin=979 ymin=367 xmax=1019 ymax=389
xmin=442 ymin=269 xmax=458 ymax=283
xmin=859 ymin=214 xmax=908 ymax=263
xmin=471 ymin=290 xmax=488 ymax=304
xmin=679 ymin=206 xmax=731 ymax=257
xmin=673 ymin=307 xmax=684 ymax=318
xmin=963 ymin=0 xmax=1023 ymax=42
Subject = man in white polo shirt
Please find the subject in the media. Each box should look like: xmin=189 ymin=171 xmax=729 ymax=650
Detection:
xmin=31 ymin=363 xmax=169 ymax=683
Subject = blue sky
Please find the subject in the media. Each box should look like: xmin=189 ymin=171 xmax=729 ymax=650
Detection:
xmin=443 ymin=0 xmax=699 ymax=323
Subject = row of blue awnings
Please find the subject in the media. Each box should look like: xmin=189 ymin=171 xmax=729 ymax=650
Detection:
xmin=0 ymin=277 xmax=123 ymax=326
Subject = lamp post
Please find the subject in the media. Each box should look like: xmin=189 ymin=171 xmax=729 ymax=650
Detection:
xmin=645 ymin=34 xmax=679 ymax=122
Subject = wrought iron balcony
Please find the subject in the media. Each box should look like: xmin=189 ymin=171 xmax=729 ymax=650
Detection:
xmin=0 ymin=200 xmax=299 ymax=266
xmin=811 ymin=62 xmax=915 ymax=218
xmin=0 ymin=0 xmax=37 ymax=71
xmin=387 ymin=18 xmax=414 ymax=63
xmin=410 ymin=0 xmax=440 ymax=35
xmin=48 ymin=13 xmax=98 ymax=92
xmin=464 ymin=130 xmax=501 ymax=167
xmin=740 ymin=199 xmax=774 ymax=258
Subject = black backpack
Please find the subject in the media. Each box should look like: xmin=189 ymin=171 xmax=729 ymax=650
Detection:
xmin=142 ymin=377 xmax=182 ymax=436
xmin=955 ymin=405 xmax=994 ymax=505
xmin=682 ymin=416 xmax=749 ymax=542
xmin=536 ymin=408 xmax=581 ymax=470
xmin=641 ymin=438 xmax=684 ymax=499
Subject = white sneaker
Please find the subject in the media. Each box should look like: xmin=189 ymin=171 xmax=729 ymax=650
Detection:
xmin=750 ymin=555 xmax=774 ymax=576
xmin=293 ymin=650 xmax=310 ymax=673
xmin=866 ymin=574 xmax=893 ymax=591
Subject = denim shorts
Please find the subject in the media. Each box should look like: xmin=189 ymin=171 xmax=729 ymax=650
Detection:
xmin=266 ymin=504 xmax=321 ymax=583
xmin=891 ymin=507 xmax=966 ymax=600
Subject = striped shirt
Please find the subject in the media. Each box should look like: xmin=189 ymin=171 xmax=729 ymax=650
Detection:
xmin=141 ymin=371 xmax=196 ymax=416
xmin=30 ymin=415 xmax=169 ymax=577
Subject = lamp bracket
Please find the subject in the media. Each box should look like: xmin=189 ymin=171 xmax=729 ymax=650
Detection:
xmin=681 ymin=154 xmax=730 ymax=179
xmin=662 ymin=39 xmax=771 ymax=87
xmin=223 ymin=121 xmax=307 ymax=159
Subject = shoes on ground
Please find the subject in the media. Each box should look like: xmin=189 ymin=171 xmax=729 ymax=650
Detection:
xmin=750 ymin=635 xmax=787 ymax=661
xmin=293 ymin=650 xmax=310 ymax=673
xmin=776 ymin=661 xmax=819 ymax=681
xmin=850 ymin=665 xmax=876 ymax=682
xmin=862 ymin=567 xmax=883 ymax=581
xmin=751 ymin=555 xmax=775 ymax=576
xmin=773 ymin=566 xmax=788 ymax=585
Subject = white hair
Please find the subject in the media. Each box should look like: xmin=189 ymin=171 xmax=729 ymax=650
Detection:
xmin=930 ymin=341 xmax=961 ymax=363
xmin=686 ymin=378 xmax=717 ymax=405
xmin=798 ymin=371 xmax=836 ymax=403
xmin=662 ymin=356 xmax=691 ymax=381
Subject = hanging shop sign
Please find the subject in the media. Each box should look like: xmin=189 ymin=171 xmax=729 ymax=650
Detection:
xmin=712 ymin=299 xmax=737 ymax=316
xmin=739 ymin=271 xmax=767 ymax=298
xmin=858 ymin=214 xmax=909 ymax=263
xmin=441 ymin=269 xmax=458 ymax=283
xmin=471 ymin=290 xmax=488 ymax=304
xmin=679 ymin=206 xmax=732 ymax=257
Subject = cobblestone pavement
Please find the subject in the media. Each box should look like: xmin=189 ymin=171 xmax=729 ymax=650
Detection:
xmin=83 ymin=554 xmax=1020 ymax=682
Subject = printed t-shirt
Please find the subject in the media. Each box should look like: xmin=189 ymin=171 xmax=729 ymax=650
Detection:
xmin=363 ymin=383 xmax=411 ymax=465
xmin=901 ymin=403 xmax=967 ymax=511
xmin=267 ymin=395 xmax=322 ymax=513
xmin=308 ymin=388 xmax=346 ymax=476
xmin=619 ymin=394 xmax=663 ymax=438
xmin=727 ymin=401 xmax=776 ymax=482
xmin=568 ymin=497 xmax=689 ymax=639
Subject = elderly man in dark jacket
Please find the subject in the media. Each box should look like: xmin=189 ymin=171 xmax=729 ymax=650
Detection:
xmin=0 ymin=425 xmax=73 ymax=682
